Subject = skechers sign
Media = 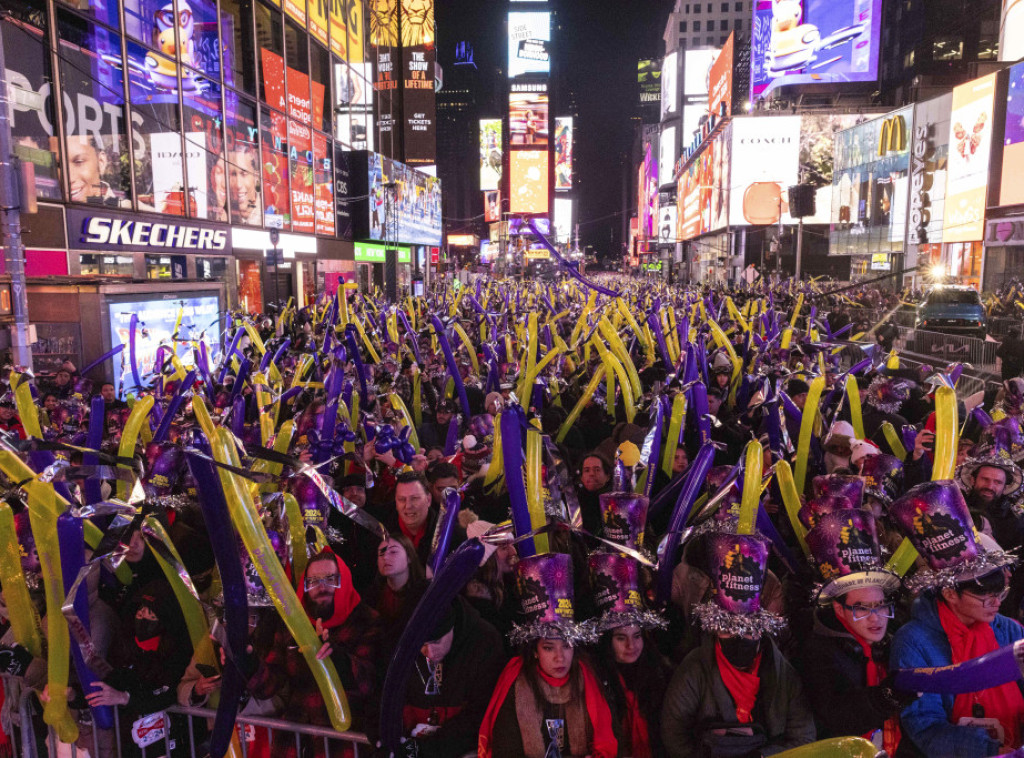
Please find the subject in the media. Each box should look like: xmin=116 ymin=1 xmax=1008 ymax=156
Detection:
xmin=67 ymin=209 xmax=228 ymax=253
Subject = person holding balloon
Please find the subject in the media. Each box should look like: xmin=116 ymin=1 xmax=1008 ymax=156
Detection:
xmin=889 ymin=481 xmax=1024 ymax=757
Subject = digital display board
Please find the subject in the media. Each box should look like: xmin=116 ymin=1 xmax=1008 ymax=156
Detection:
xmin=480 ymin=119 xmax=503 ymax=191
xmin=709 ymin=34 xmax=734 ymax=117
xmin=751 ymin=0 xmax=882 ymax=98
xmin=944 ymin=73 xmax=997 ymax=243
xmin=368 ymin=152 xmax=443 ymax=245
xmin=1002 ymin=0 xmax=1024 ymax=62
xmin=370 ymin=0 xmax=400 ymax=157
xmin=401 ymin=0 xmax=436 ymax=164
xmin=509 ymin=217 xmax=550 ymax=235
xmin=1002 ymin=62 xmax=1024 ymax=206
xmin=729 ymin=116 xmax=801 ymax=226
xmin=683 ymin=49 xmax=717 ymax=98
xmin=510 ymin=150 xmax=549 ymax=213
xmin=678 ymin=142 xmax=715 ymax=241
xmin=510 ymin=93 xmax=549 ymax=146
xmin=638 ymin=59 xmax=661 ymax=106
xmin=555 ymin=117 xmax=573 ymax=190
xmin=484 ymin=189 xmax=501 ymax=222
xmin=553 ymin=197 xmax=574 ymax=243
xmin=638 ymin=143 xmax=658 ymax=240
xmin=659 ymin=203 xmax=678 ymax=244
xmin=508 ymin=12 xmax=550 ymax=78
xmin=109 ymin=294 xmax=221 ymax=395
xmin=659 ymin=126 xmax=677 ymax=187
xmin=661 ymin=51 xmax=678 ymax=119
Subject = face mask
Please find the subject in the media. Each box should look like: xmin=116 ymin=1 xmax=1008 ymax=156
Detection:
xmin=720 ymin=636 xmax=761 ymax=669
xmin=135 ymin=618 xmax=163 ymax=642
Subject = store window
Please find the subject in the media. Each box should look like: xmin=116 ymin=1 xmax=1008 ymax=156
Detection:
xmin=146 ymin=254 xmax=187 ymax=278
xmin=3 ymin=14 xmax=63 ymax=200
xmin=221 ymin=0 xmax=258 ymax=94
xmin=226 ymin=92 xmax=262 ymax=225
xmin=197 ymin=256 xmax=229 ymax=280
xmin=238 ymin=259 xmax=263 ymax=312
xmin=57 ymin=10 xmax=132 ymax=206
xmin=261 ymin=106 xmax=292 ymax=229
xmin=256 ymin=1 xmax=284 ymax=106
xmin=80 ymin=254 xmax=134 ymax=276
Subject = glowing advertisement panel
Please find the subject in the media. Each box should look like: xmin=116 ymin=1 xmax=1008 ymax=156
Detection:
xmin=368 ymin=152 xmax=443 ymax=245
xmin=678 ymin=142 xmax=714 ymax=241
xmin=638 ymin=143 xmax=658 ymax=240
xmin=661 ymin=51 xmax=678 ymax=119
xmin=480 ymin=120 xmax=503 ymax=191
xmin=484 ymin=190 xmax=501 ymax=222
xmin=510 ymin=93 xmax=549 ymax=146
xmin=554 ymin=117 xmax=573 ymax=190
xmin=508 ymin=12 xmax=550 ymax=78
xmin=1002 ymin=0 xmax=1024 ymax=62
xmin=1001 ymin=62 xmax=1024 ymax=206
xmin=553 ymin=198 xmax=574 ymax=243
xmin=659 ymin=203 xmax=678 ymax=244
xmin=660 ymin=126 xmax=677 ymax=187
xmin=401 ymin=0 xmax=437 ymax=165
xmin=729 ymin=116 xmax=801 ymax=226
xmin=709 ymin=34 xmax=734 ymax=117
xmin=943 ymin=73 xmax=997 ymax=243
xmin=510 ymin=150 xmax=549 ymax=214
xmin=750 ymin=0 xmax=882 ymax=98
xmin=109 ymin=294 xmax=221 ymax=395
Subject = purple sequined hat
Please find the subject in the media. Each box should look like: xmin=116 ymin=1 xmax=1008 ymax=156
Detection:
xmin=812 ymin=475 xmax=865 ymax=510
xmin=798 ymin=495 xmax=855 ymax=530
xmin=589 ymin=552 xmax=666 ymax=633
xmin=805 ymin=509 xmax=900 ymax=602
xmin=866 ymin=376 xmax=911 ymax=414
xmin=956 ymin=442 xmax=1024 ymax=498
xmin=691 ymin=532 xmax=785 ymax=639
xmin=599 ymin=493 xmax=649 ymax=553
xmin=510 ymin=553 xmax=596 ymax=646
xmin=858 ymin=454 xmax=905 ymax=506
xmin=889 ymin=480 xmax=1016 ymax=592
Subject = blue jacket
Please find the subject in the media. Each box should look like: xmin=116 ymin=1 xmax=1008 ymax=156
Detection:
xmin=890 ymin=594 xmax=1024 ymax=757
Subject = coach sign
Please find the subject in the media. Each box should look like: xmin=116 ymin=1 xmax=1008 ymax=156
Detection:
xmin=66 ymin=208 xmax=229 ymax=254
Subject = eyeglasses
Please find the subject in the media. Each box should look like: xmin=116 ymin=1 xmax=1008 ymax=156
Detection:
xmin=961 ymin=588 xmax=1010 ymax=607
xmin=304 ymin=574 xmax=340 ymax=591
xmin=840 ymin=602 xmax=895 ymax=622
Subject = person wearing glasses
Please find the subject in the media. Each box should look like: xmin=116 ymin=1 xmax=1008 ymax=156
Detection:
xmin=246 ymin=550 xmax=380 ymax=753
xmin=796 ymin=509 xmax=917 ymax=755
xmin=889 ymin=480 xmax=1024 ymax=758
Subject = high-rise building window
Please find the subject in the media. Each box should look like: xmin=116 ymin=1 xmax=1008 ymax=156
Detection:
xmin=679 ymin=21 xmax=687 ymax=32
xmin=721 ymin=2 xmax=728 ymax=11
xmin=694 ymin=4 xmax=701 ymax=12
xmin=693 ymin=20 xmax=700 ymax=31
xmin=706 ymin=36 xmax=713 ymax=45
xmin=735 ymin=18 xmax=743 ymax=29
xmin=734 ymin=1 xmax=742 ymax=10
xmin=707 ymin=19 xmax=714 ymax=31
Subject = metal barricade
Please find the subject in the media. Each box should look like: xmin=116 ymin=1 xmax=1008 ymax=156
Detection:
xmin=894 ymin=326 xmax=999 ymax=372
xmin=1 ymin=675 xmax=38 ymax=758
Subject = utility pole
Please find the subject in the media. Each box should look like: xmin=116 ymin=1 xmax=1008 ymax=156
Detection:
xmin=794 ymin=216 xmax=804 ymax=282
xmin=0 ymin=26 xmax=33 ymax=371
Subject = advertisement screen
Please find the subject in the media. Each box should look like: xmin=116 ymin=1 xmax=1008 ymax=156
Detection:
xmin=370 ymin=0 xmax=400 ymax=157
xmin=510 ymin=150 xmax=549 ymax=214
xmin=480 ymin=119 xmax=503 ymax=191
xmin=661 ymin=51 xmax=678 ymax=119
xmin=751 ymin=0 xmax=882 ymax=98
xmin=509 ymin=217 xmax=550 ymax=235
xmin=555 ymin=117 xmax=573 ymax=190
xmin=660 ymin=126 xmax=677 ymax=187
xmin=638 ymin=59 xmax=662 ymax=106
xmin=553 ymin=198 xmax=574 ymax=243
xmin=683 ymin=49 xmax=717 ymax=97
xmin=729 ymin=116 xmax=801 ymax=226
xmin=678 ymin=141 xmax=717 ymax=241
xmin=335 ymin=60 xmax=374 ymax=151
xmin=659 ymin=203 xmax=678 ymax=244
xmin=510 ymin=93 xmax=549 ymax=146
xmin=638 ymin=143 xmax=658 ymax=240
xmin=368 ymin=152 xmax=443 ymax=245
xmin=709 ymin=34 xmax=734 ymax=117
xmin=508 ymin=12 xmax=550 ymax=78
xmin=484 ymin=190 xmax=501 ymax=222
xmin=943 ymin=73 xmax=997 ymax=243
xmin=1002 ymin=0 xmax=1024 ymax=62
xmin=109 ymin=295 xmax=221 ymax=395
xmin=401 ymin=0 xmax=436 ymax=164
xmin=1002 ymin=62 xmax=1024 ymax=206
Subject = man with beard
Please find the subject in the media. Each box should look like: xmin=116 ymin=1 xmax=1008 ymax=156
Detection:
xmin=247 ymin=551 xmax=380 ymax=751
xmin=957 ymin=448 xmax=1024 ymax=552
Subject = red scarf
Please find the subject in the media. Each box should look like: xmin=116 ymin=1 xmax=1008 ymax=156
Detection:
xmin=478 ymin=656 xmax=618 ymax=758
xmin=714 ymin=641 xmax=761 ymax=724
xmin=399 ymin=518 xmax=427 ymax=548
xmin=836 ymin=614 xmax=901 ymax=755
xmin=938 ymin=600 xmax=1024 ymax=750
xmin=135 ymin=635 xmax=161 ymax=652
xmin=296 ymin=551 xmax=361 ymax=629
xmin=617 ymin=672 xmax=651 ymax=758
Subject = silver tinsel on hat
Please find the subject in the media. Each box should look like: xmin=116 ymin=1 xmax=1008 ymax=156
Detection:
xmin=594 ymin=608 xmax=668 ymax=634
xmin=508 ymin=618 xmax=599 ymax=647
xmin=691 ymin=601 xmax=787 ymax=639
xmin=903 ymin=549 xmax=1018 ymax=595
xmin=864 ymin=376 xmax=910 ymax=415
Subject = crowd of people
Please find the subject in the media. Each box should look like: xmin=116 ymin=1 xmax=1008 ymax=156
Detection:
xmin=4 ymin=274 xmax=1024 ymax=758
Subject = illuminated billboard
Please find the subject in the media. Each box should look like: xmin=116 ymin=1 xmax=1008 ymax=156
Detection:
xmin=1002 ymin=62 xmax=1024 ymax=206
xmin=659 ymin=203 xmax=678 ymax=244
xmin=1002 ymin=0 xmax=1024 ymax=62
xmin=510 ymin=150 xmax=549 ymax=214
xmin=554 ymin=117 xmax=573 ymax=190
xmin=638 ymin=59 xmax=662 ymax=106
xmin=751 ymin=0 xmax=882 ymax=98
xmin=368 ymin=152 xmax=443 ymax=245
xmin=480 ymin=119 xmax=503 ymax=191
xmin=709 ymin=34 xmax=734 ymax=118
xmin=401 ymin=0 xmax=437 ymax=165
xmin=510 ymin=93 xmax=549 ymax=146
xmin=943 ymin=73 xmax=997 ymax=243
xmin=729 ymin=116 xmax=800 ymax=226
xmin=660 ymin=126 xmax=677 ymax=187
xmin=371 ymin=0 xmax=400 ymax=156
xmin=554 ymin=197 xmax=574 ymax=243
xmin=638 ymin=143 xmax=658 ymax=240
xmin=661 ymin=51 xmax=678 ymax=119
xmin=484 ymin=189 xmax=501 ymax=222
xmin=508 ymin=12 xmax=551 ymax=78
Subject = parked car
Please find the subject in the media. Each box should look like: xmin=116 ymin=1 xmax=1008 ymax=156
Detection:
xmin=916 ymin=285 xmax=987 ymax=339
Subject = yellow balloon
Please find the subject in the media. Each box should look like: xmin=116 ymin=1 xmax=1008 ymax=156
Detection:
xmin=117 ymin=395 xmax=155 ymax=499
xmin=556 ymin=368 xmax=607 ymax=444
xmin=0 ymin=504 xmax=44 ymax=658
xmin=775 ymin=461 xmax=809 ymax=557
xmin=794 ymin=376 xmax=827 ymax=496
xmin=932 ymin=385 xmax=958 ymax=481
xmin=738 ymin=440 xmax=763 ymax=536
xmin=773 ymin=737 xmax=878 ymax=758
xmin=660 ymin=394 xmax=687 ymax=478
xmin=525 ymin=429 xmax=549 ymax=554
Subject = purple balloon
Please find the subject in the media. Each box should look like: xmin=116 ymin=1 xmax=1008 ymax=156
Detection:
xmin=428 ymin=488 xmax=462 ymax=576
xmin=895 ymin=640 xmax=1024 ymax=694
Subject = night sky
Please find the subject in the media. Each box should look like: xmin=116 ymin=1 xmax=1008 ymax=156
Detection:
xmin=558 ymin=0 xmax=673 ymax=256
